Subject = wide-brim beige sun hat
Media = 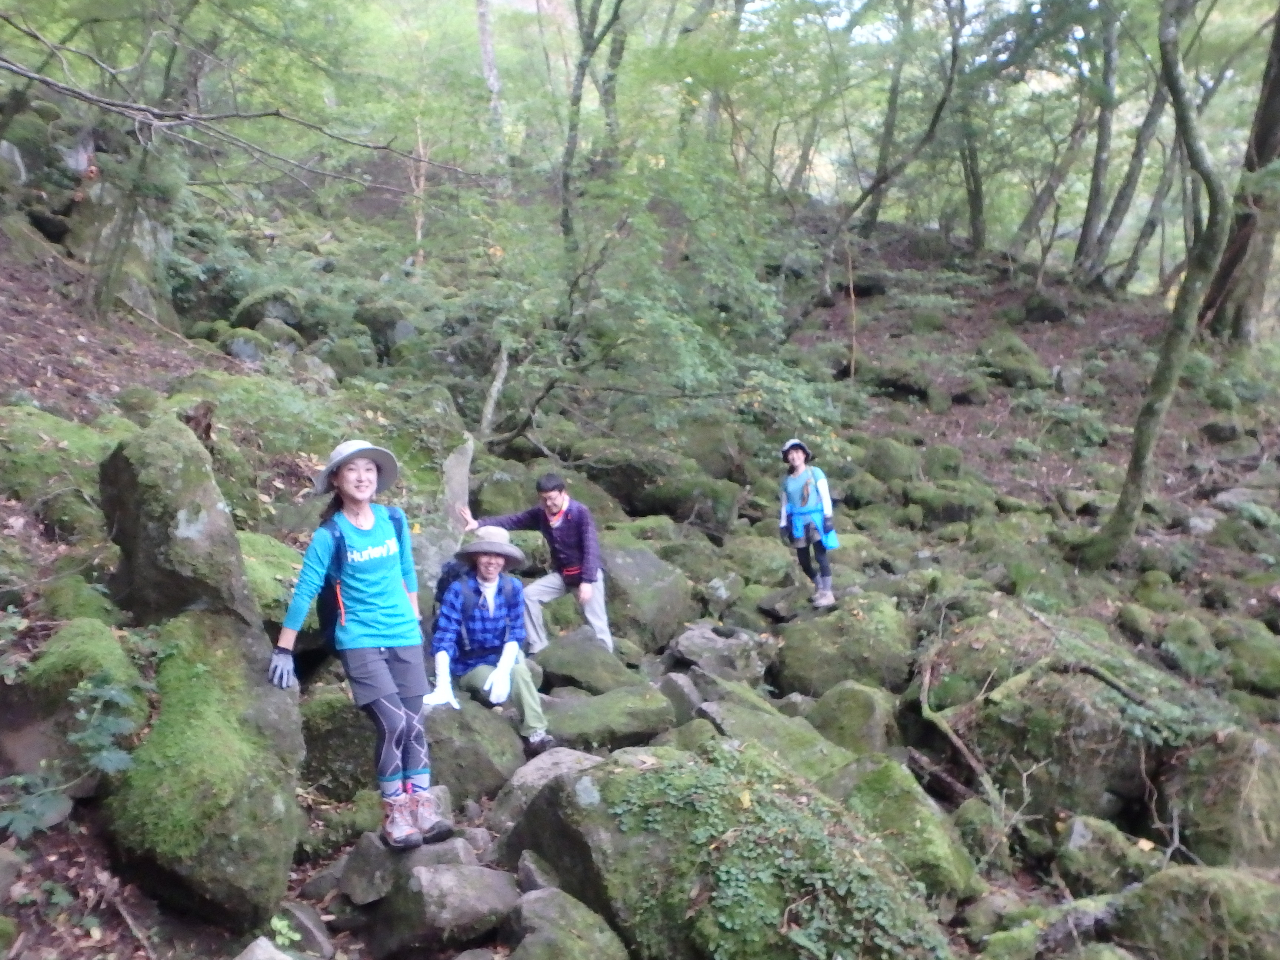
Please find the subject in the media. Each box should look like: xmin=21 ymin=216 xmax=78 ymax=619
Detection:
xmin=456 ymin=526 xmax=526 ymax=568
xmin=315 ymin=440 xmax=400 ymax=494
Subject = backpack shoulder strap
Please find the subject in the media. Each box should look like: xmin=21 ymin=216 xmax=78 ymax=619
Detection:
xmin=387 ymin=505 xmax=407 ymax=541
xmin=321 ymin=517 xmax=345 ymax=584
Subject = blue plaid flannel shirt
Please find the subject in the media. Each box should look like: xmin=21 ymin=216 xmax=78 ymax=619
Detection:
xmin=431 ymin=572 xmax=526 ymax=676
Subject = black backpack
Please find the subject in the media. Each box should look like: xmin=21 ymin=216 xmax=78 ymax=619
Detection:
xmin=316 ymin=506 xmax=408 ymax=649
xmin=431 ymin=559 xmax=518 ymax=653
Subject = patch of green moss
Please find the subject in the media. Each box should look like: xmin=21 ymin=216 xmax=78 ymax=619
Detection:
xmin=296 ymin=789 xmax=382 ymax=863
xmin=805 ymin=680 xmax=901 ymax=755
xmin=238 ymin=531 xmax=306 ymax=626
xmin=1054 ymin=816 xmax=1161 ymax=896
xmin=24 ymin=618 xmax=144 ymax=724
xmin=952 ymin=798 xmax=1013 ymax=876
xmin=300 ymin=686 xmax=373 ymax=802
xmin=977 ymin=331 xmax=1052 ymax=389
xmin=718 ymin=535 xmax=795 ymax=588
xmin=107 ymin=613 xmax=300 ymax=925
xmin=0 ymin=406 xmax=136 ymax=540
xmin=0 ymin=916 xmax=15 ymax=952
xmin=865 ymin=438 xmax=921 ymax=483
xmin=844 ymin=756 xmax=986 ymax=901
xmin=1214 ymin=616 xmax=1280 ymax=696
xmin=41 ymin=573 xmax=122 ymax=625
xmin=1111 ymin=867 xmax=1280 ymax=960
xmin=905 ymin=480 xmax=997 ymax=528
xmin=1159 ymin=615 xmax=1224 ymax=680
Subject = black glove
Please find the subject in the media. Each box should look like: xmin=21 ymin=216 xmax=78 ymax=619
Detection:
xmin=822 ymin=515 xmax=835 ymax=534
xmin=268 ymin=646 xmax=296 ymax=689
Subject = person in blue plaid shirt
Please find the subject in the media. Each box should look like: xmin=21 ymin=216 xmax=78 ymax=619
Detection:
xmin=425 ymin=526 xmax=558 ymax=757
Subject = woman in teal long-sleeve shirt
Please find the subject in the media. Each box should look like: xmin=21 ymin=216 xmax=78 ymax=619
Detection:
xmin=269 ymin=440 xmax=451 ymax=850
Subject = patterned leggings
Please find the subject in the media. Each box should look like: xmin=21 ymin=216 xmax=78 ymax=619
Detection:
xmin=360 ymin=694 xmax=430 ymax=797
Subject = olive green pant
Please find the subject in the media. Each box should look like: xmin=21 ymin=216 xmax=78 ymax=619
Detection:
xmin=458 ymin=657 xmax=547 ymax=738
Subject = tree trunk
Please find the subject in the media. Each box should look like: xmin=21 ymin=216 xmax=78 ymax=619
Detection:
xmin=1007 ymin=97 xmax=1092 ymax=259
xmin=1083 ymin=84 xmax=1168 ymax=284
xmin=1115 ymin=139 xmax=1181 ymax=291
xmin=960 ymin=112 xmax=986 ymax=252
xmin=1076 ymin=0 xmax=1229 ymax=571
xmin=559 ymin=0 xmax=626 ymax=255
xmin=597 ymin=25 xmax=627 ymax=173
xmin=861 ymin=0 xmax=915 ymax=234
xmin=1073 ymin=6 xmax=1120 ymax=271
xmin=788 ymin=110 xmax=822 ymax=192
xmin=1199 ymin=5 xmax=1280 ymax=344
xmin=476 ymin=0 xmax=508 ymax=163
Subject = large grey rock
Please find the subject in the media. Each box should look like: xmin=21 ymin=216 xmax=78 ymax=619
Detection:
xmin=368 ymin=865 xmax=521 ymax=959
xmin=657 ymin=672 xmax=702 ymax=726
xmin=665 ymin=621 xmax=779 ymax=686
xmin=599 ymin=534 xmax=698 ymax=652
xmin=99 ymin=415 xmax=261 ymax=627
xmin=340 ymin=832 xmax=398 ymax=906
xmin=503 ymin=888 xmax=629 ymax=960
xmin=545 ymin=685 xmax=675 ymax=752
xmin=535 ymin=628 xmax=644 ymax=694
xmin=486 ymin=747 xmax=604 ymax=843
xmin=517 ymin=850 xmax=560 ymax=892
xmin=427 ymin=698 xmax=526 ymax=807
xmin=279 ymin=900 xmax=334 ymax=960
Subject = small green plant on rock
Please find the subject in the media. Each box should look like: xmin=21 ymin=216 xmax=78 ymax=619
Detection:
xmin=270 ymin=913 xmax=302 ymax=947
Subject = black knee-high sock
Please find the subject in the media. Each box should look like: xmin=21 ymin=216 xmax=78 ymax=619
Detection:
xmin=797 ymin=546 xmax=817 ymax=582
xmin=361 ymin=695 xmax=411 ymax=798
xmin=400 ymin=695 xmax=431 ymax=793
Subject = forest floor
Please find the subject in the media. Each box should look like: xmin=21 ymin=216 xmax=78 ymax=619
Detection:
xmin=2 ymin=219 xmax=1277 ymax=960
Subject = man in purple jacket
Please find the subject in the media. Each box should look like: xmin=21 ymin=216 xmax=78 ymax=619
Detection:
xmin=459 ymin=472 xmax=614 ymax=653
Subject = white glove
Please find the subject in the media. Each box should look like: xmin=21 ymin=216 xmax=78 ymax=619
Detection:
xmin=483 ymin=642 xmax=519 ymax=705
xmin=424 ymin=651 xmax=460 ymax=709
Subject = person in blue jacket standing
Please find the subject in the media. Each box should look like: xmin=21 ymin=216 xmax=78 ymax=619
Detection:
xmin=779 ymin=438 xmax=839 ymax=608
xmin=267 ymin=440 xmax=452 ymax=850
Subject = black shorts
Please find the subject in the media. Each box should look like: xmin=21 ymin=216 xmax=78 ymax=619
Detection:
xmin=337 ymin=643 xmax=429 ymax=707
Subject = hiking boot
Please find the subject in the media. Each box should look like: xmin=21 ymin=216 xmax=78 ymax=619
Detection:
xmin=524 ymin=730 xmax=559 ymax=758
xmin=808 ymin=579 xmax=821 ymax=603
xmin=381 ymin=794 xmax=423 ymax=850
xmin=814 ymin=576 xmax=836 ymax=609
xmin=408 ymin=790 xmax=454 ymax=844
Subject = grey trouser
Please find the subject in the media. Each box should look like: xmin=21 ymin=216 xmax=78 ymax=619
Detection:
xmin=523 ymin=572 xmax=613 ymax=653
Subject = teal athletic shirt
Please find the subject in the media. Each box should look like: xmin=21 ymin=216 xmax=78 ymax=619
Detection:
xmin=282 ymin=503 xmax=420 ymax=650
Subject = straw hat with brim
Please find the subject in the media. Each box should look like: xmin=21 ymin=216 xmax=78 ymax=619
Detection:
xmin=456 ymin=526 xmax=526 ymax=568
xmin=315 ymin=440 xmax=400 ymax=494
xmin=780 ymin=438 xmax=814 ymax=462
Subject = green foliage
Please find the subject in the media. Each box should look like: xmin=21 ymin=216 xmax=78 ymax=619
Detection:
xmin=0 ymin=674 xmax=141 ymax=839
xmin=270 ymin=914 xmax=303 ymax=947
xmin=606 ymin=742 xmax=951 ymax=960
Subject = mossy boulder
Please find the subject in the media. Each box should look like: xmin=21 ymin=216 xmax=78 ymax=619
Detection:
xmin=1161 ymin=730 xmax=1280 ymax=869
xmin=500 ymin=744 xmax=955 ymax=960
xmin=237 ymin=531 xmax=306 ymax=629
xmin=718 ymin=535 xmax=797 ymax=588
xmin=599 ymin=532 xmax=697 ymax=652
xmin=904 ymin=480 xmax=998 ymax=528
xmin=536 ymin=630 xmax=644 ymax=695
xmin=1214 ymin=616 xmax=1280 ymax=696
xmin=106 ymin=612 xmax=303 ymax=930
xmin=805 ymin=680 xmax=901 ymax=755
xmin=545 ymin=685 xmax=675 ymax=751
xmin=1159 ymin=615 xmax=1224 ymax=680
xmin=977 ymin=330 xmax=1052 ymax=389
xmin=0 ymin=532 xmax=32 ymax=609
xmin=40 ymin=573 xmax=122 ymax=625
xmin=923 ymin=445 xmax=964 ymax=480
xmin=843 ymin=756 xmax=986 ymax=902
xmin=1110 ymin=867 xmax=1280 ymax=960
xmin=1131 ymin=570 xmax=1186 ymax=613
xmin=844 ymin=470 xmax=892 ymax=507
xmin=299 ymin=687 xmax=376 ymax=803
xmin=99 ymin=414 xmax=261 ymax=627
xmin=775 ymin=593 xmax=913 ymax=696
xmin=952 ymin=798 xmax=1013 ymax=876
xmin=865 ymin=437 xmax=921 ymax=483
xmin=24 ymin=618 xmax=146 ymax=725
xmin=0 ymin=406 xmax=136 ymax=541
xmin=632 ymin=471 xmax=743 ymax=539
xmin=1053 ymin=816 xmax=1162 ymax=897
xmin=696 ymin=682 xmax=855 ymax=783
xmin=501 ymin=887 xmax=630 ymax=960
xmin=427 ymin=697 xmax=526 ymax=807
xmin=666 ymin=622 xmax=779 ymax=687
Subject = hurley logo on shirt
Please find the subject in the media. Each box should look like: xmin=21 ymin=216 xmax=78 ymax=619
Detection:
xmin=347 ymin=538 xmax=399 ymax=564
